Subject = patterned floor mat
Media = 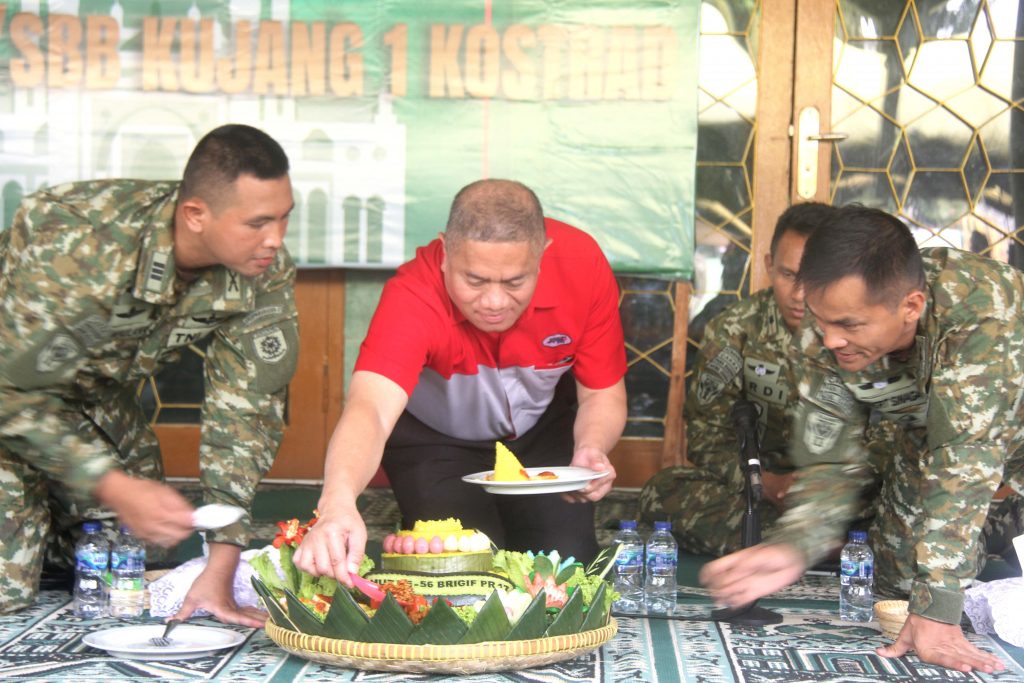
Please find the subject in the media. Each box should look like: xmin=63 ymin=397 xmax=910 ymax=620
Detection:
xmin=2 ymin=591 xmax=1023 ymax=682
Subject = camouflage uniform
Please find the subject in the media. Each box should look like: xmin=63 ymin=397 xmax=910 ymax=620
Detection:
xmin=771 ymin=248 xmax=1024 ymax=625
xmin=0 ymin=180 xmax=299 ymax=611
xmin=639 ymin=289 xmax=888 ymax=556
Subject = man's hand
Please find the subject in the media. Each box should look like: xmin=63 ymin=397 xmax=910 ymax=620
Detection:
xmin=877 ymin=613 xmax=1005 ymax=673
xmin=292 ymin=501 xmax=367 ymax=587
xmin=761 ymin=471 xmax=794 ymax=510
xmin=172 ymin=543 xmax=266 ymax=628
xmin=699 ymin=543 xmax=805 ymax=608
xmin=93 ymin=470 xmax=194 ymax=546
xmin=563 ymin=447 xmax=616 ymax=503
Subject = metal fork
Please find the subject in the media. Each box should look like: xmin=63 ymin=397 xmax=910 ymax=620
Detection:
xmin=149 ymin=619 xmax=182 ymax=647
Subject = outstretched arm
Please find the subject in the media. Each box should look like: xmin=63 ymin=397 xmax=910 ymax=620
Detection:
xmin=292 ymin=371 xmax=408 ymax=585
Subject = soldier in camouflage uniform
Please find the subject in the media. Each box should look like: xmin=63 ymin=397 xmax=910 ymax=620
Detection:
xmin=0 ymin=124 xmax=299 ymax=628
xmin=700 ymin=206 xmax=1023 ymax=675
xmin=640 ymin=203 xmax=853 ymax=555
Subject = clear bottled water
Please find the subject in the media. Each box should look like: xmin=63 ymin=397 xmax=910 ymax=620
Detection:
xmin=73 ymin=521 xmax=110 ymax=618
xmin=839 ymin=529 xmax=874 ymax=622
xmin=109 ymin=525 xmax=146 ymax=618
xmin=611 ymin=519 xmax=644 ymax=612
xmin=644 ymin=521 xmax=677 ymax=615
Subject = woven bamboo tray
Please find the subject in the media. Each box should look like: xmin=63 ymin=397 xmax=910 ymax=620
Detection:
xmin=265 ymin=618 xmax=618 ymax=674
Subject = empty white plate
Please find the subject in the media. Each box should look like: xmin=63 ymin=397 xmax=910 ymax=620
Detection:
xmin=82 ymin=624 xmax=246 ymax=661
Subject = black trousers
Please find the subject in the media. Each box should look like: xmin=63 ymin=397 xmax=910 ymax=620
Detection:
xmin=382 ymin=376 xmax=600 ymax=564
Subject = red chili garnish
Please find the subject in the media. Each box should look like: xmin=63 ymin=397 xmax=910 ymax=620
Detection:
xmin=272 ymin=518 xmax=308 ymax=548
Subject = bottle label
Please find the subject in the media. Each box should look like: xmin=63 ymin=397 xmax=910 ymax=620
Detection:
xmin=76 ymin=550 xmax=109 ymax=572
xmin=840 ymin=559 xmax=873 ymax=579
xmin=647 ymin=550 xmax=677 ymax=571
xmin=615 ymin=547 xmax=643 ymax=569
xmin=111 ymin=552 xmax=145 ymax=572
xmin=112 ymin=577 xmax=145 ymax=590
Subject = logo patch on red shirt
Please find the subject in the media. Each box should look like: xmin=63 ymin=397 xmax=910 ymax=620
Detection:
xmin=542 ymin=333 xmax=572 ymax=348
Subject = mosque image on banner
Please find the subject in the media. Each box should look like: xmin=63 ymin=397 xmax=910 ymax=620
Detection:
xmin=0 ymin=0 xmax=407 ymax=269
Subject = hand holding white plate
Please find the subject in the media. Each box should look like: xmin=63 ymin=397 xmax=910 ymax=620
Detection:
xmin=82 ymin=624 xmax=246 ymax=661
xmin=192 ymin=504 xmax=245 ymax=530
xmin=462 ymin=466 xmax=611 ymax=495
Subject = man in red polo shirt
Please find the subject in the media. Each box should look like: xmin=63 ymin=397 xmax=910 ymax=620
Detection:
xmin=295 ymin=179 xmax=627 ymax=583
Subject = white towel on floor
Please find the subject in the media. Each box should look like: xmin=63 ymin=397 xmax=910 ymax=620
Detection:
xmin=148 ymin=547 xmax=267 ymax=618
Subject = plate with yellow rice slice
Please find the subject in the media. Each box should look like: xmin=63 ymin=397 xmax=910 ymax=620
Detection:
xmin=462 ymin=466 xmax=611 ymax=495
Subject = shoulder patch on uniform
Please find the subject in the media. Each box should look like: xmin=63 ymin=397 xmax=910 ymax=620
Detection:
xmin=697 ymin=346 xmax=743 ymax=404
xmin=253 ymin=326 xmax=287 ymax=363
xmin=803 ymin=411 xmax=843 ymax=454
xmin=70 ymin=314 xmax=112 ymax=348
xmin=696 ymin=372 xmax=725 ymax=404
xmin=706 ymin=346 xmax=743 ymax=380
xmin=242 ymin=305 xmax=283 ymax=328
xmin=815 ymin=375 xmax=856 ymax=414
xmin=36 ymin=333 xmax=81 ymax=372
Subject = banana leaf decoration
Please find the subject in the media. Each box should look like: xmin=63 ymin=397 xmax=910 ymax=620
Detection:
xmin=251 ymin=569 xmax=614 ymax=646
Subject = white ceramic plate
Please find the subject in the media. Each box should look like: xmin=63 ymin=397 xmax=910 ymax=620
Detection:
xmin=82 ymin=624 xmax=246 ymax=661
xmin=461 ymin=466 xmax=611 ymax=495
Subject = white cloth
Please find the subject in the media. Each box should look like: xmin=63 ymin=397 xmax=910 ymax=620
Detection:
xmin=964 ymin=577 xmax=1024 ymax=647
xmin=148 ymin=546 xmax=269 ymax=618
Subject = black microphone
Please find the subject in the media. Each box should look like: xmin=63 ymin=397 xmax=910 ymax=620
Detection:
xmin=730 ymin=399 xmax=763 ymax=500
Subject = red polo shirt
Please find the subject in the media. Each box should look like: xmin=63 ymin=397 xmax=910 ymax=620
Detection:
xmin=354 ymin=218 xmax=626 ymax=441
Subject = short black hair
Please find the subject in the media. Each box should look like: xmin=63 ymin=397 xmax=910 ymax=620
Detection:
xmin=798 ymin=205 xmax=925 ymax=307
xmin=179 ymin=124 xmax=289 ymax=211
xmin=770 ymin=202 xmax=837 ymax=258
xmin=445 ymin=179 xmax=546 ymax=254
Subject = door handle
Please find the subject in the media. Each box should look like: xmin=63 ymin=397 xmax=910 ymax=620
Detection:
xmin=807 ymin=132 xmax=849 ymax=142
xmin=795 ymin=107 xmax=847 ymax=199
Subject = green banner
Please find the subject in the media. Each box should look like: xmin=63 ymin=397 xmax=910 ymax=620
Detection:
xmin=0 ymin=0 xmax=697 ymax=277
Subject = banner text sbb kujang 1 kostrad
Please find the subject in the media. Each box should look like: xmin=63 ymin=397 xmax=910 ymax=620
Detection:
xmin=0 ymin=0 xmax=697 ymax=276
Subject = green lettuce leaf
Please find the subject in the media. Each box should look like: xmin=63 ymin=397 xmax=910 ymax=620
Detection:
xmin=250 ymin=549 xmax=287 ymax=594
xmin=491 ymin=550 xmax=534 ymax=591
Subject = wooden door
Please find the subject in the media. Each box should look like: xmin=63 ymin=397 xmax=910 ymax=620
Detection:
xmin=158 ymin=269 xmax=345 ymax=479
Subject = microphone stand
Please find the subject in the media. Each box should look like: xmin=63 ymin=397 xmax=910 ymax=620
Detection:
xmin=711 ymin=401 xmax=783 ymax=626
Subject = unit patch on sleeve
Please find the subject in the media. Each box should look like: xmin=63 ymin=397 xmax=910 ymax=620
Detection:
xmin=803 ymin=410 xmax=844 ymax=455
xmin=697 ymin=346 xmax=743 ymax=404
xmin=253 ymin=326 xmax=288 ymax=363
xmin=36 ymin=333 xmax=81 ymax=373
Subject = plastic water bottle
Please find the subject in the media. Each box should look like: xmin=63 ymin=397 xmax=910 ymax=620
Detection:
xmin=611 ymin=520 xmax=644 ymax=612
xmin=644 ymin=521 xmax=677 ymax=615
xmin=73 ymin=521 xmax=110 ymax=618
xmin=109 ymin=525 xmax=146 ymax=618
xmin=839 ymin=530 xmax=874 ymax=622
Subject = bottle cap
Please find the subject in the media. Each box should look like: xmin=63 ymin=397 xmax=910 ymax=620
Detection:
xmin=849 ymin=530 xmax=868 ymax=543
xmin=619 ymin=519 xmax=638 ymax=530
xmin=654 ymin=521 xmax=672 ymax=531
